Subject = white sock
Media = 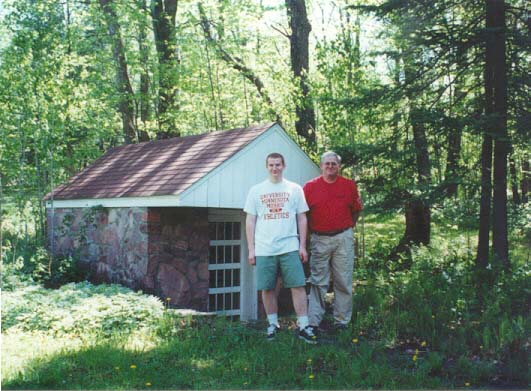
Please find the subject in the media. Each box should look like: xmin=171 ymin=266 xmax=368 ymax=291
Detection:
xmin=298 ymin=315 xmax=309 ymax=330
xmin=267 ymin=313 xmax=279 ymax=327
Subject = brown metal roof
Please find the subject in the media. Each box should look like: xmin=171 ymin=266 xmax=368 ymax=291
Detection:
xmin=45 ymin=123 xmax=275 ymax=200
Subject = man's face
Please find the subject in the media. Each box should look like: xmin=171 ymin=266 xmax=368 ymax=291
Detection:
xmin=266 ymin=157 xmax=285 ymax=179
xmin=320 ymin=155 xmax=340 ymax=177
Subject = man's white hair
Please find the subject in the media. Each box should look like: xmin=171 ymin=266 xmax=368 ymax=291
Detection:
xmin=320 ymin=151 xmax=342 ymax=164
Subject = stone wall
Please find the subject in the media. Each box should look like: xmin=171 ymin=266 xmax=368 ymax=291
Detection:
xmin=47 ymin=206 xmax=210 ymax=311
xmin=145 ymin=208 xmax=210 ymax=311
xmin=47 ymin=206 xmax=149 ymax=289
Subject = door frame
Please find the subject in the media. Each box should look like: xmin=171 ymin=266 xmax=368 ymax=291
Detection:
xmin=208 ymin=208 xmax=257 ymax=320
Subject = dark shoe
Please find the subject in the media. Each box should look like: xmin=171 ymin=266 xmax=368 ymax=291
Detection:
xmin=299 ymin=326 xmax=318 ymax=344
xmin=308 ymin=325 xmax=320 ymax=336
xmin=266 ymin=324 xmax=280 ymax=341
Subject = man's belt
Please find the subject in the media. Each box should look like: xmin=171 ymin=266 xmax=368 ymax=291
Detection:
xmin=313 ymin=227 xmax=351 ymax=237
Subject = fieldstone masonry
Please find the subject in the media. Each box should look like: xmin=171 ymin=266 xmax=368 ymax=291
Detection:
xmin=47 ymin=206 xmax=210 ymax=311
xmin=145 ymin=208 xmax=209 ymax=310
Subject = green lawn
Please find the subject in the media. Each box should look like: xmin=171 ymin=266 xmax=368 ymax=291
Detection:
xmin=2 ymin=317 xmax=455 ymax=389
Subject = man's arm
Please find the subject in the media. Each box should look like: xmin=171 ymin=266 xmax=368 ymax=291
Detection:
xmin=296 ymin=212 xmax=308 ymax=263
xmin=245 ymin=214 xmax=257 ymax=265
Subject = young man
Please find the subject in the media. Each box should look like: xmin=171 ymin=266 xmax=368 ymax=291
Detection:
xmin=244 ymin=152 xmax=317 ymax=344
xmin=304 ymin=151 xmax=363 ymax=332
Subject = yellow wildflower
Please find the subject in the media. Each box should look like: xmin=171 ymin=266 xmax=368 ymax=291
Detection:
xmin=307 ymin=358 xmax=312 ymax=364
xmin=114 ymin=366 xmax=120 ymax=370
xmin=415 ymin=349 xmax=419 ymax=355
xmin=465 ymin=382 xmax=470 ymax=387
xmin=352 ymin=338 xmax=359 ymax=343
xmin=412 ymin=355 xmax=418 ymax=362
xmin=309 ymin=374 xmax=315 ymax=380
xmin=130 ymin=364 xmax=137 ymax=369
xmin=431 ymin=315 xmax=436 ymax=319
xmin=421 ymin=341 xmax=427 ymax=347
xmin=145 ymin=382 xmax=152 ymax=387
xmin=166 ymin=297 xmax=171 ymax=302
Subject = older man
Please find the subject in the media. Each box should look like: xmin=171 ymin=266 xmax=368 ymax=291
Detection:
xmin=304 ymin=151 xmax=363 ymax=331
xmin=245 ymin=152 xmax=318 ymax=344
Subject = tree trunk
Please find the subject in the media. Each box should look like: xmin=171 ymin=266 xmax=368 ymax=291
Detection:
xmin=285 ymin=0 xmax=316 ymax=146
xmin=509 ymin=151 xmax=521 ymax=204
xmin=488 ymin=0 xmax=509 ymax=269
xmin=99 ymin=0 xmax=137 ymax=144
xmin=411 ymin=109 xmax=431 ymax=185
xmin=405 ymin=61 xmax=431 ymax=246
xmin=152 ymin=0 xmax=179 ymax=139
xmin=137 ymin=0 xmax=151 ymax=141
xmin=476 ymin=133 xmax=493 ymax=268
xmin=522 ymin=156 xmax=530 ymax=203
xmin=444 ymin=128 xmax=462 ymax=197
xmin=404 ymin=199 xmax=430 ymax=245
xmin=408 ymin=109 xmax=431 ymax=246
xmin=390 ymin=57 xmax=432 ymax=260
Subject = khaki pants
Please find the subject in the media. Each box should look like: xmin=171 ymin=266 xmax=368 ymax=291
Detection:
xmin=308 ymin=229 xmax=355 ymax=326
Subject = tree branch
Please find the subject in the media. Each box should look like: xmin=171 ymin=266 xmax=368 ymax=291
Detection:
xmin=197 ymin=2 xmax=281 ymax=124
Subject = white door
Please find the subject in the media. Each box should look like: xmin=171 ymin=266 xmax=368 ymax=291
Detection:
xmin=207 ymin=209 xmax=257 ymax=320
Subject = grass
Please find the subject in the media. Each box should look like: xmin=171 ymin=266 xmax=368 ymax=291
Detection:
xmin=2 ymin=317 xmax=451 ymax=389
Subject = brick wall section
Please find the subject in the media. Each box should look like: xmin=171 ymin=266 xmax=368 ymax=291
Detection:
xmin=145 ymin=208 xmax=210 ymax=311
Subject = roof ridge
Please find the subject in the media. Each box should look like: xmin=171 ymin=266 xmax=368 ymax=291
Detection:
xmin=115 ymin=122 xmax=275 ymax=151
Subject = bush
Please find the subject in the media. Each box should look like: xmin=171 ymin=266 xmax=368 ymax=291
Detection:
xmin=2 ymin=237 xmax=86 ymax=289
xmin=2 ymin=204 xmax=87 ymax=289
xmin=1 ymin=281 xmax=165 ymax=337
xmin=431 ymin=196 xmax=479 ymax=230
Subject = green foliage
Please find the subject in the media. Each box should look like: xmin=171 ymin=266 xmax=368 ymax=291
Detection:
xmin=351 ymin=238 xmax=529 ymax=384
xmin=431 ymin=196 xmax=480 ymax=231
xmin=2 ymin=281 xmax=165 ymax=337
xmin=508 ymin=202 xmax=531 ymax=234
xmin=1 ymin=199 xmax=86 ymax=288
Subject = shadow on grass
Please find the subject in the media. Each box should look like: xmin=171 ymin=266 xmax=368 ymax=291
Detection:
xmin=2 ymin=321 xmax=450 ymax=390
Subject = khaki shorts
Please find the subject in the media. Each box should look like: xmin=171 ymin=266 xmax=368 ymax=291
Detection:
xmin=256 ymin=251 xmax=306 ymax=290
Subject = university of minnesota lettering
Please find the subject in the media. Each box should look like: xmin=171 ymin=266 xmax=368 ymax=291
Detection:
xmin=260 ymin=192 xmax=290 ymax=220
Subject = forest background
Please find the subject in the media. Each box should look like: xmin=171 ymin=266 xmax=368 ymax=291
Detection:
xmin=1 ymin=0 xmax=530 ymax=389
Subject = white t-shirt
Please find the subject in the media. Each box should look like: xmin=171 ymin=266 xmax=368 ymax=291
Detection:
xmin=244 ymin=178 xmax=309 ymax=256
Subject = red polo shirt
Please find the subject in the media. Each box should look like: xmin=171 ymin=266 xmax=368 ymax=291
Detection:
xmin=303 ymin=176 xmax=363 ymax=233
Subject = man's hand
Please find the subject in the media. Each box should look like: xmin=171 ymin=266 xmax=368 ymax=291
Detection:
xmin=248 ymin=251 xmax=256 ymax=266
xmin=299 ymin=246 xmax=308 ymax=263
xmin=296 ymin=213 xmax=308 ymax=263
